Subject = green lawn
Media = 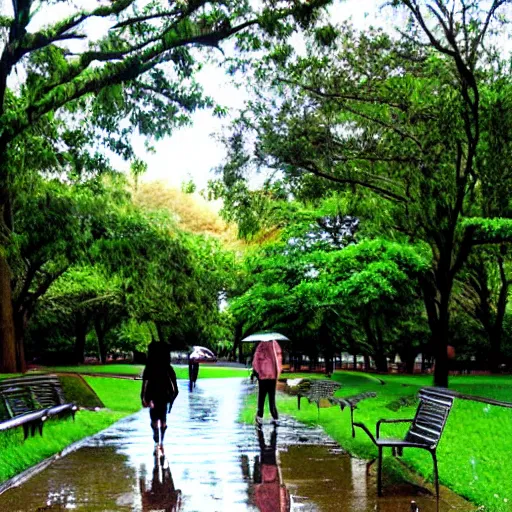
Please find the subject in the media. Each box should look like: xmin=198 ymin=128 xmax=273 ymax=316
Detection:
xmin=0 ymin=375 xmax=141 ymax=484
xmin=44 ymin=363 xmax=251 ymax=380
xmin=241 ymin=371 xmax=512 ymax=512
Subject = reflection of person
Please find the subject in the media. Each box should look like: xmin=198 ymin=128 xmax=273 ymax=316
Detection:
xmin=252 ymin=340 xmax=282 ymax=425
xmin=254 ymin=427 xmax=290 ymax=512
xmin=140 ymin=455 xmax=182 ymax=512
xmin=141 ymin=342 xmax=179 ymax=455
xmin=188 ymin=355 xmax=200 ymax=390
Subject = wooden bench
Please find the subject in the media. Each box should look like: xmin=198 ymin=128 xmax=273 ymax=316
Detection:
xmin=0 ymin=375 xmax=77 ymax=439
xmin=354 ymin=387 xmax=454 ymax=498
xmin=296 ymin=379 xmax=376 ymax=436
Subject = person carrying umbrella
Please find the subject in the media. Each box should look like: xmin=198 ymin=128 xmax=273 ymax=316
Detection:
xmin=253 ymin=338 xmax=283 ymax=426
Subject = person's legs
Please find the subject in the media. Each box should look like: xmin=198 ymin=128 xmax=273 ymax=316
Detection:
xmin=150 ymin=403 xmax=168 ymax=451
xmin=268 ymin=379 xmax=278 ymax=420
xmin=155 ymin=402 xmax=167 ymax=449
xmin=149 ymin=408 xmax=160 ymax=446
xmin=257 ymin=380 xmax=270 ymax=419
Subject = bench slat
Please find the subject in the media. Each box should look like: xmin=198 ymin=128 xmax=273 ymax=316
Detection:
xmin=0 ymin=375 xmax=76 ymax=439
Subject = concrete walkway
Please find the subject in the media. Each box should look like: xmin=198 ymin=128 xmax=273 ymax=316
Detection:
xmin=0 ymin=378 xmax=473 ymax=511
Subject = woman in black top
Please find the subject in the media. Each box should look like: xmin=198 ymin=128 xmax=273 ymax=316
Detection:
xmin=141 ymin=342 xmax=179 ymax=455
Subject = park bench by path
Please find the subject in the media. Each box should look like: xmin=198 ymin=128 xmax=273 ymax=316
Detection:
xmin=353 ymin=386 xmax=454 ymax=499
xmin=295 ymin=379 xmax=377 ymax=437
xmin=0 ymin=375 xmax=77 ymax=440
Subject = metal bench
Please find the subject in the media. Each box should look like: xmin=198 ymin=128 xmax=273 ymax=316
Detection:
xmin=297 ymin=379 xmax=342 ymax=411
xmin=354 ymin=387 xmax=454 ymax=498
xmin=0 ymin=375 xmax=77 ymax=439
xmin=296 ymin=379 xmax=376 ymax=436
xmin=336 ymin=392 xmax=377 ymax=438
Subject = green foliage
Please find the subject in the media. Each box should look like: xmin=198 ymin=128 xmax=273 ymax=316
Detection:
xmin=461 ymin=218 xmax=512 ymax=242
xmin=214 ymin=1 xmax=512 ymax=384
xmin=229 ymin=197 xmax=430 ymax=362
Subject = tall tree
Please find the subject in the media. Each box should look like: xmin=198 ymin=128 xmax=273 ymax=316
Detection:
xmin=0 ymin=0 xmax=332 ymax=371
xmin=217 ymin=1 xmax=512 ymax=386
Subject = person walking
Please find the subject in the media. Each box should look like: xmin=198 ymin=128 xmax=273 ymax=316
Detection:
xmin=252 ymin=339 xmax=282 ymax=426
xmin=188 ymin=354 xmax=200 ymax=391
xmin=141 ymin=342 xmax=179 ymax=455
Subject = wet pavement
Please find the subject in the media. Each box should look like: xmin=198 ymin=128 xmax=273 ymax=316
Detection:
xmin=0 ymin=378 xmax=473 ymax=511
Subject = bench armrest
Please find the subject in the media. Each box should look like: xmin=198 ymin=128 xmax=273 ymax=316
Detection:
xmin=376 ymin=418 xmax=413 ymax=439
xmin=352 ymin=422 xmax=377 ymax=444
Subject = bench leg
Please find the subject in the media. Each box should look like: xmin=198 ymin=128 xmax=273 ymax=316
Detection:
xmin=431 ymin=450 xmax=439 ymax=499
xmin=378 ymin=446 xmax=383 ymax=496
xmin=365 ymin=458 xmax=376 ymax=476
xmin=297 ymin=395 xmax=301 ymax=411
xmin=23 ymin=424 xmax=29 ymax=441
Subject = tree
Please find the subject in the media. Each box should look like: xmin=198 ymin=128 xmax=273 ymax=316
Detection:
xmin=0 ymin=0 xmax=332 ymax=371
xmin=35 ymin=264 xmax=125 ymax=363
xmin=217 ymin=1 xmax=512 ymax=386
xmin=7 ymin=178 xmax=115 ymax=370
xmin=229 ymin=197 xmax=429 ymax=373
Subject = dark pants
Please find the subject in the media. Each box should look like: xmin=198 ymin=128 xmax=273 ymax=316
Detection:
xmin=149 ymin=401 xmax=168 ymax=424
xmin=257 ymin=379 xmax=278 ymax=419
xmin=189 ymin=362 xmax=199 ymax=390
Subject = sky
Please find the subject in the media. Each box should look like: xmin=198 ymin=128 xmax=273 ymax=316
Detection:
xmin=108 ymin=0 xmax=390 ymax=192
xmin=1 ymin=0 xmax=397 ymax=191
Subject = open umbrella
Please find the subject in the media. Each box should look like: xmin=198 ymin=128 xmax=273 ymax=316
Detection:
xmin=241 ymin=332 xmax=289 ymax=343
xmin=189 ymin=346 xmax=217 ymax=362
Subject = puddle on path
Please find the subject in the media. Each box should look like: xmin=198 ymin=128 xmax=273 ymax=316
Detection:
xmin=0 ymin=378 xmax=473 ymax=511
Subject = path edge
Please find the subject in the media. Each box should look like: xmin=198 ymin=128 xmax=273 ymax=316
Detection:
xmin=0 ymin=435 xmax=93 ymax=496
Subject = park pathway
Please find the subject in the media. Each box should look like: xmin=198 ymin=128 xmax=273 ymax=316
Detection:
xmin=0 ymin=378 xmax=473 ymax=511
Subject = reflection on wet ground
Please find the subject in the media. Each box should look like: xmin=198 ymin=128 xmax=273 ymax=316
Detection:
xmin=0 ymin=378 xmax=473 ymax=511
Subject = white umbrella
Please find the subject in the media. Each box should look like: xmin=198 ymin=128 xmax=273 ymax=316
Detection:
xmin=241 ymin=332 xmax=289 ymax=343
xmin=189 ymin=346 xmax=217 ymax=362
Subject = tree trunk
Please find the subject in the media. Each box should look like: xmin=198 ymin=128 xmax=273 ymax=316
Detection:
xmin=13 ymin=309 xmax=28 ymax=373
xmin=353 ymin=354 xmax=357 ymax=370
xmin=74 ymin=313 xmax=88 ymax=364
xmin=375 ymin=322 xmax=388 ymax=373
xmin=374 ymin=352 xmax=388 ymax=373
xmin=404 ymin=353 xmax=416 ymax=374
xmin=422 ymin=271 xmax=451 ymax=388
xmin=325 ymin=353 xmax=333 ymax=375
xmin=233 ymin=324 xmax=243 ymax=363
xmin=0 ymin=251 xmax=16 ymax=372
xmin=489 ymin=253 xmax=509 ymax=373
xmin=155 ymin=323 xmax=165 ymax=343
xmin=432 ymin=322 xmax=449 ymax=387
xmin=95 ymin=318 xmax=108 ymax=364
xmin=363 ymin=354 xmax=370 ymax=372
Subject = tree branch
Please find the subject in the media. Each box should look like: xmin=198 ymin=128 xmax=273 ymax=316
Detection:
xmin=1 ymin=18 xmax=259 ymax=144
xmin=278 ymin=78 xmax=410 ymax=111
xmin=298 ymin=159 xmax=408 ymax=203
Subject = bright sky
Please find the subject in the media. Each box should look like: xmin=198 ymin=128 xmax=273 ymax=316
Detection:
xmin=110 ymin=0 xmax=391 ymax=192
xmin=1 ymin=0 xmax=399 ymax=191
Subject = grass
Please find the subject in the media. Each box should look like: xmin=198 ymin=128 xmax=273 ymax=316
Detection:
xmin=44 ymin=363 xmax=251 ymax=380
xmin=0 ymin=375 xmax=141 ymax=484
xmin=44 ymin=364 xmax=144 ymax=376
xmin=241 ymin=371 xmax=512 ymax=512
xmin=59 ymin=375 xmax=104 ymax=409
